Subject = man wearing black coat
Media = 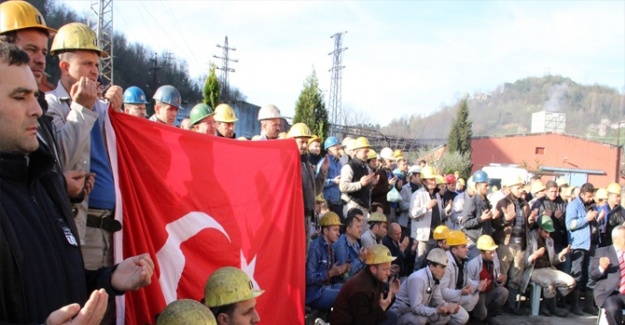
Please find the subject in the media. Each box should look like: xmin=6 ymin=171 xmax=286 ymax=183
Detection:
xmin=591 ymin=225 xmax=625 ymax=325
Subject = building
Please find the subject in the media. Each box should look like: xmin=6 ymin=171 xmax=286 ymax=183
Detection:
xmin=471 ymin=132 xmax=621 ymax=187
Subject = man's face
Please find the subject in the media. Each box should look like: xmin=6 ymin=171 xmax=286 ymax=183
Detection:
xmin=217 ymin=121 xmax=235 ymax=138
xmin=346 ymin=214 xmax=363 ymax=240
xmin=430 ymin=263 xmax=446 ymax=280
xmin=425 ymin=178 xmax=436 ymax=191
xmin=456 ymin=182 xmax=464 ymax=191
xmin=390 ymin=225 xmax=402 ymax=242
xmin=545 ymin=187 xmax=558 ymax=201
xmin=476 ymin=183 xmax=489 ymax=196
xmin=609 ymin=193 xmax=621 ymax=206
xmin=294 ymin=137 xmax=308 ymax=155
xmin=373 ymin=222 xmax=388 ymax=240
xmin=538 ymin=227 xmax=551 ymax=240
xmin=219 ymin=299 xmax=260 ymax=325
xmin=308 ymin=141 xmax=321 ymax=155
xmin=261 ymin=118 xmax=281 ymax=139
xmin=397 ymin=159 xmax=407 ymax=172
xmin=327 ymin=145 xmax=340 ymax=158
xmin=370 ymin=262 xmax=392 ymax=283
xmin=451 ymin=244 xmax=468 ymax=260
xmin=14 ymin=29 xmax=48 ymax=86
xmin=534 ymin=190 xmax=546 ymax=199
xmin=324 ymin=225 xmax=341 ymax=243
xmin=581 ymin=191 xmax=594 ymax=204
xmin=62 ymin=50 xmax=99 ymax=84
xmin=155 ymin=103 xmax=178 ymax=125
xmin=193 ymin=115 xmax=217 ymax=135
xmin=368 ymin=158 xmax=379 ymax=170
xmin=354 ymin=148 xmax=369 ymax=161
xmin=179 ymin=118 xmax=191 ymax=130
xmin=124 ymin=103 xmax=147 ymax=118
xmin=0 ymin=63 xmax=42 ymax=153
xmin=447 ymin=182 xmax=456 ymax=191
xmin=510 ymin=184 xmax=523 ymax=198
xmin=481 ymin=249 xmax=495 ymax=262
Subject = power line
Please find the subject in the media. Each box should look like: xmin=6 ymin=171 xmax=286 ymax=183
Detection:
xmin=213 ymin=36 xmax=238 ymax=104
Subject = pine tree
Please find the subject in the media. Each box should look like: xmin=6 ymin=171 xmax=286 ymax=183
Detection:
xmin=293 ymin=70 xmax=330 ymax=139
xmin=203 ymin=64 xmax=220 ymax=109
xmin=447 ymin=97 xmax=473 ymax=177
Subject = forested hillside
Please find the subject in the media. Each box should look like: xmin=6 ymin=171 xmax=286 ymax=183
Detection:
xmin=381 ymin=75 xmax=624 ymax=144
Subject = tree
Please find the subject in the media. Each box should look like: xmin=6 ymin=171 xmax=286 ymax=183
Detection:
xmin=447 ymin=97 xmax=473 ymax=154
xmin=293 ymin=70 xmax=330 ymax=139
xmin=203 ymin=64 xmax=220 ymax=109
xmin=447 ymin=97 xmax=473 ymax=176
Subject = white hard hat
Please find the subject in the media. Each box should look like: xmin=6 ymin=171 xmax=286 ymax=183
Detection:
xmin=380 ymin=147 xmax=395 ymax=161
xmin=258 ymin=104 xmax=282 ymax=121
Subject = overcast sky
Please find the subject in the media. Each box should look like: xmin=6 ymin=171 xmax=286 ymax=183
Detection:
xmin=60 ymin=1 xmax=625 ymax=126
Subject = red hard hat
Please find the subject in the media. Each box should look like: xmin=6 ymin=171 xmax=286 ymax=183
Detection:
xmin=445 ymin=174 xmax=456 ymax=184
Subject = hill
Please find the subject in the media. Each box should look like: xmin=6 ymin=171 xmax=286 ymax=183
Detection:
xmin=380 ymin=75 xmax=624 ymax=144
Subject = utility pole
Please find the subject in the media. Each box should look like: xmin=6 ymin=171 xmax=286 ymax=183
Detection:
xmin=328 ymin=31 xmax=348 ymax=136
xmin=149 ymin=52 xmax=161 ymax=91
xmin=163 ymin=51 xmax=175 ymax=68
xmin=213 ymin=36 xmax=238 ymax=103
xmin=89 ymin=0 xmax=114 ymax=84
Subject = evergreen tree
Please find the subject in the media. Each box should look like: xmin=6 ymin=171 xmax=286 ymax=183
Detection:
xmin=293 ymin=70 xmax=330 ymax=139
xmin=447 ymin=97 xmax=473 ymax=177
xmin=203 ymin=64 xmax=220 ymax=109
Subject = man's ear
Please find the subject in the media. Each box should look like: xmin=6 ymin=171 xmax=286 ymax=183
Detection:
xmin=217 ymin=313 xmax=229 ymax=325
xmin=59 ymin=59 xmax=70 ymax=75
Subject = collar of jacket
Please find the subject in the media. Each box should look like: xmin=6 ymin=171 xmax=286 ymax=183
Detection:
xmin=0 ymin=148 xmax=55 ymax=183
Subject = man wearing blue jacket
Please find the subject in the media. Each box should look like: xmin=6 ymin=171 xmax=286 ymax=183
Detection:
xmin=321 ymin=137 xmax=344 ymax=222
xmin=566 ymin=183 xmax=599 ymax=315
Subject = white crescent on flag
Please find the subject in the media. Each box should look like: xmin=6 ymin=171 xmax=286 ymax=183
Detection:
xmin=156 ymin=211 xmax=231 ymax=303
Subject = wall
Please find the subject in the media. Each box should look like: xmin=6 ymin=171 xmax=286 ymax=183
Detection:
xmin=471 ymin=133 xmax=620 ymax=186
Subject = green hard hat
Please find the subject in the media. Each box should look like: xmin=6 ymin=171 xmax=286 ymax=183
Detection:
xmin=190 ymin=103 xmax=215 ymax=126
xmin=538 ymin=215 xmax=555 ymax=233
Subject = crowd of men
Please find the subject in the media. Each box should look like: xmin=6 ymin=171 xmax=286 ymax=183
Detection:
xmin=3 ymin=2 xmax=625 ymax=325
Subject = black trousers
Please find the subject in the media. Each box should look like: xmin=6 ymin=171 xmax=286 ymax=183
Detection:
xmin=603 ymin=293 xmax=625 ymax=325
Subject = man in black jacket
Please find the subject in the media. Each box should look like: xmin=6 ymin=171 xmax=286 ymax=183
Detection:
xmin=0 ymin=43 xmax=153 ymax=324
xmin=591 ymin=225 xmax=625 ymax=325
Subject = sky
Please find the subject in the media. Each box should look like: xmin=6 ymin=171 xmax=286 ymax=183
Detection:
xmin=59 ymin=1 xmax=625 ymax=126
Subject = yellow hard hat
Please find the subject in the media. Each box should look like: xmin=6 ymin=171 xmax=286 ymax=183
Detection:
xmin=531 ymin=181 xmax=546 ymax=194
xmin=157 ymin=299 xmax=216 ymax=325
xmin=315 ymin=193 xmax=325 ymax=203
xmin=446 ymin=230 xmax=468 ymax=246
xmin=420 ymin=166 xmax=435 ymax=179
xmin=476 ymin=235 xmax=498 ymax=251
xmin=277 ymin=132 xmax=287 ymax=139
xmin=204 ymin=267 xmax=264 ymax=308
xmin=491 ymin=185 xmax=499 ymax=192
xmin=50 ymin=22 xmax=108 ymax=57
xmin=287 ymin=123 xmax=312 ymax=138
xmin=365 ymin=244 xmax=397 ymax=265
xmin=0 ymin=0 xmax=56 ymax=36
xmin=367 ymin=212 xmax=388 ymax=224
xmin=595 ymin=188 xmax=608 ymax=200
xmin=367 ymin=150 xmax=378 ymax=160
xmin=502 ymin=174 xmax=523 ymax=187
xmin=213 ymin=103 xmax=238 ymax=123
xmin=318 ymin=211 xmax=342 ymax=227
xmin=607 ymin=182 xmax=622 ymax=195
xmin=435 ymin=175 xmax=445 ymax=185
xmin=457 ymin=178 xmax=466 ymax=186
xmin=351 ymin=137 xmax=371 ymax=150
xmin=393 ymin=149 xmax=404 ymax=159
xmin=308 ymin=135 xmax=321 ymax=145
xmin=432 ymin=225 xmax=450 ymax=240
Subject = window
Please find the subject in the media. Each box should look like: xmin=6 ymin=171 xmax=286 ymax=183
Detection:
xmin=535 ymin=147 xmax=545 ymax=155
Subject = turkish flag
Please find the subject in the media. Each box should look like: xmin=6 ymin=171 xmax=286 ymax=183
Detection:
xmin=108 ymin=111 xmax=305 ymax=324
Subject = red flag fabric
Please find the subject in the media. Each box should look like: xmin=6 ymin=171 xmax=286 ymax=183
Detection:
xmin=109 ymin=111 xmax=305 ymax=324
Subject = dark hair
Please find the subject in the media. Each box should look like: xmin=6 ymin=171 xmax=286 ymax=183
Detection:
xmin=370 ymin=202 xmax=383 ymax=213
xmin=545 ymin=180 xmax=558 ymax=190
xmin=0 ymin=43 xmax=30 ymax=66
xmin=344 ymin=209 xmax=363 ymax=228
xmin=580 ymin=183 xmax=595 ymax=195
xmin=0 ymin=31 xmax=18 ymax=44
xmin=210 ymin=303 xmax=235 ymax=318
